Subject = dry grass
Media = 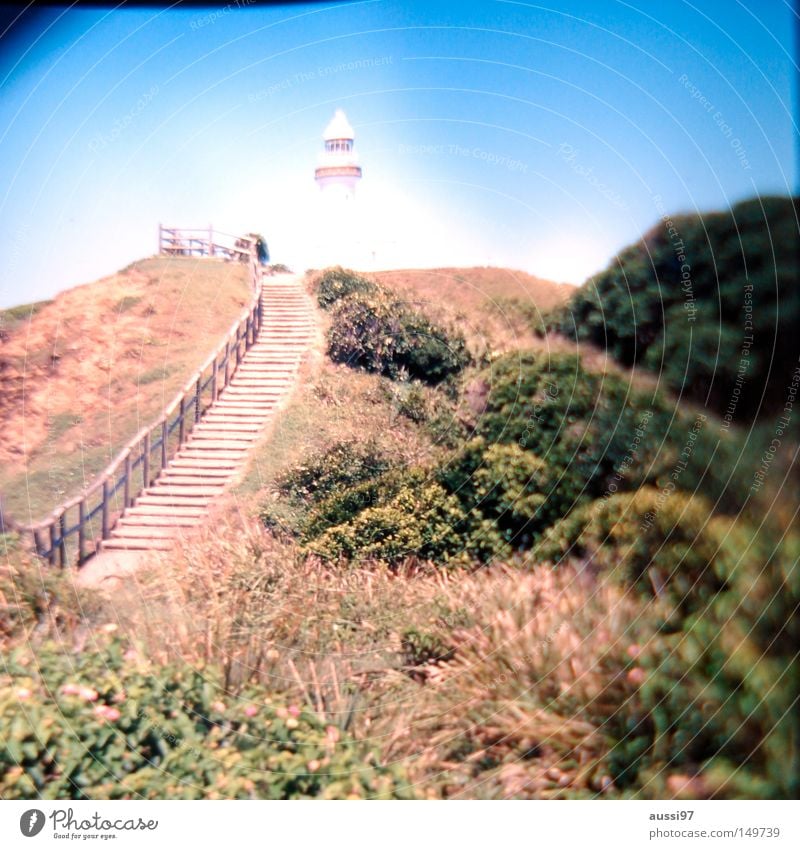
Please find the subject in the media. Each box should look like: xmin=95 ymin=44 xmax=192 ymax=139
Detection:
xmin=0 ymin=257 xmax=251 ymax=520
xmin=362 ymin=266 xmax=573 ymax=356
xmin=97 ymin=511 xmax=657 ymax=799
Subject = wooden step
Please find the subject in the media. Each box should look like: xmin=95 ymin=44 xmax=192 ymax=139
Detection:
xmin=118 ymin=514 xmax=201 ymax=527
xmin=137 ymin=494 xmax=216 ymax=507
xmin=195 ymin=420 xmax=262 ymax=431
xmin=170 ymin=457 xmax=241 ymax=468
xmin=180 ymin=440 xmax=252 ymax=451
xmin=202 ymin=417 xmax=265 ymax=427
xmin=145 ymin=485 xmax=225 ymax=497
xmin=102 ymin=538 xmax=175 ymax=551
xmin=175 ymin=450 xmax=244 ymax=462
xmin=110 ymin=526 xmax=182 ymax=540
xmin=124 ymin=504 xmax=206 ymax=517
xmin=209 ymin=404 xmax=274 ymax=414
xmin=190 ymin=429 xmax=257 ymax=441
xmin=159 ymin=467 xmax=233 ymax=479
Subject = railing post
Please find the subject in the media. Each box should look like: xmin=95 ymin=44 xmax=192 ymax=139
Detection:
xmin=161 ymin=420 xmax=168 ymax=469
xmin=123 ymin=450 xmax=131 ymax=509
xmin=101 ymin=480 xmax=110 ymax=540
xmin=195 ymin=377 xmax=202 ymax=422
xmin=78 ymin=499 xmax=86 ymax=565
xmin=33 ymin=528 xmax=43 ymax=560
xmin=211 ymin=354 xmax=218 ymax=401
xmin=178 ymin=395 xmax=186 ymax=445
xmin=58 ymin=511 xmax=67 ymax=568
xmin=48 ymin=524 xmax=57 ymax=566
xmin=223 ymin=342 xmax=230 ymax=389
xmin=143 ymin=432 xmax=150 ymax=489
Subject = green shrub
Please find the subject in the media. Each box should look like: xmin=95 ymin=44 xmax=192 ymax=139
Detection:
xmin=396 ymin=384 xmax=430 ymax=423
xmin=0 ymin=639 xmax=412 ymax=799
xmin=437 ymin=439 xmax=575 ymax=556
xmin=478 ymin=351 xmax=675 ymax=494
xmin=326 ymin=287 xmax=471 ymax=385
xmin=276 ymin=441 xmax=393 ymax=504
xmin=548 ymin=196 xmax=800 ymax=427
xmin=634 ymin=521 xmax=800 ymax=799
xmin=531 ymin=491 xmax=799 ymax=798
xmin=313 ymin=267 xmax=377 ymax=309
xmin=308 ymin=469 xmax=468 ymax=564
xmin=536 ymin=487 xmax=735 ymax=615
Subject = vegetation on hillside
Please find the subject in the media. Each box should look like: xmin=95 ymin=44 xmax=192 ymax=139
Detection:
xmin=1 ymin=204 xmax=797 ymax=801
xmin=545 ymin=196 xmax=800 ymax=428
xmin=313 ymin=267 xmax=472 ymax=384
xmin=0 ymin=257 xmax=252 ymax=521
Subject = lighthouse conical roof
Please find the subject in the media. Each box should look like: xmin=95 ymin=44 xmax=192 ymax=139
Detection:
xmin=323 ymin=109 xmax=354 ymax=140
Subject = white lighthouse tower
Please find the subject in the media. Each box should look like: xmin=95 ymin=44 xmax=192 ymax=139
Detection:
xmin=310 ymin=109 xmax=366 ymax=268
xmin=314 ymin=109 xmax=362 ymax=201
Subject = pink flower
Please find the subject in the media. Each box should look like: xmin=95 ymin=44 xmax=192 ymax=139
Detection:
xmin=61 ymin=683 xmax=81 ymax=696
xmin=325 ymin=725 xmax=340 ymax=744
xmin=93 ymin=705 xmax=121 ymax=722
xmin=100 ymin=623 xmax=118 ymax=634
xmin=244 ymin=705 xmax=258 ymax=717
xmin=123 ymin=649 xmax=137 ymax=662
xmin=275 ymin=706 xmax=288 ymax=719
xmin=626 ymin=644 xmax=642 ymax=659
xmin=211 ymin=701 xmax=226 ymax=713
xmin=627 ymin=667 xmax=646 ymax=686
xmin=288 ymin=704 xmax=301 ymax=718
xmin=79 ymin=687 xmax=99 ymax=702
xmin=15 ymin=687 xmax=32 ymax=701
xmin=307 ymin=759 xmax=321 ymax=773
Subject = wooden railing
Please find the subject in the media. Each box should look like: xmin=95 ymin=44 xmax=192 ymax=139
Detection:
xmin=16 ymin=240 xmax=262 ymax=568
xmin=158 ymin=225 xmax=255 ymax=262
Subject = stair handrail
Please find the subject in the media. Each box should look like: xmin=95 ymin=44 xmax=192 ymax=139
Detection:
xmin=14 ymin=242 xmax=263 ymax=568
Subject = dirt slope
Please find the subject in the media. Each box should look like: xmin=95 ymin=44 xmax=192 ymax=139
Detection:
xmin=0 ymin=257 xmax=251 ymax=521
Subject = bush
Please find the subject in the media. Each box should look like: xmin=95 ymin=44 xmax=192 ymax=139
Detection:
xmin=536 ymin=487 xmax=734 ymax=615
xmin=438 ymin=439 xmax=579 ymax=555
xmin=308 ymin=469 xmax=468 ymax=563
xmin=534 ymin=492 xmax=800 ymax=798
xmin=635 ymin=520 xmax=800 ymax=799
xmin=327 ymin=287 xmax=470 ymax=385
xmin=276 ymin=441 xmax=393 ymax=503
xmin=313 ymin=267 xmax=377 ymax=309
xmin=478 ymin=351 xmax=675 ymax=494
xmin=548 ymin=196 xmax=800 ymax=427
xmin=0 ymin=638 xmax=412 ymax=799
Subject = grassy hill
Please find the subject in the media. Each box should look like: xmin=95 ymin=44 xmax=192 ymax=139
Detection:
xmin=1 ymin=234 xmax=797 ymax=800
xmin=0 ymin=257 xmax=252 ymax=522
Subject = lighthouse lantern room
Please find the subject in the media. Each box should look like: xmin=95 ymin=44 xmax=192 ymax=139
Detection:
xmin=314 ymin=109 xmax=362 ymax=202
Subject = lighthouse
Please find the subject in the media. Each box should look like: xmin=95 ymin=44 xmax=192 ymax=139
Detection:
xmin=315 ymin=109 xmax=362 ymax=201
xmin=311 ymin=109 xmax=366 ymax=267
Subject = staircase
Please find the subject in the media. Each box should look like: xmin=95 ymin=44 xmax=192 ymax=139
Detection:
xmin=99 ymin=275 xmax=314 ymax=554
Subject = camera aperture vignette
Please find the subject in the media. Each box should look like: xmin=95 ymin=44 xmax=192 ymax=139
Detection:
xmin=0 ymin=0 xmax=798 ymax=841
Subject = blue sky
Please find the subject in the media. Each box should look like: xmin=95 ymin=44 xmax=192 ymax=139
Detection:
xmin=0 ymin=0 xmax=796 ymax=306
